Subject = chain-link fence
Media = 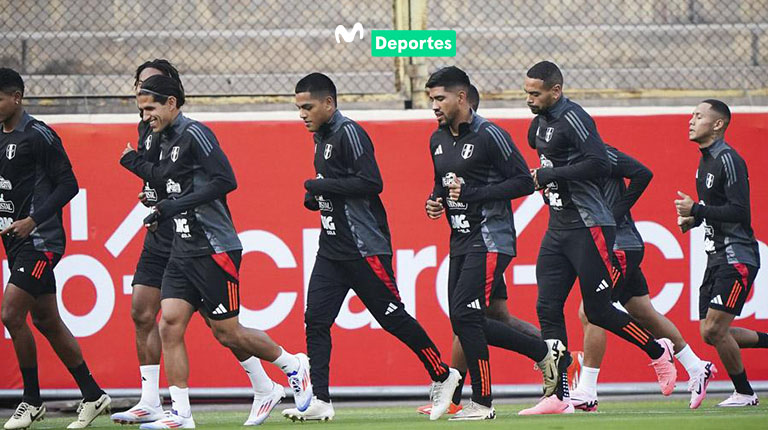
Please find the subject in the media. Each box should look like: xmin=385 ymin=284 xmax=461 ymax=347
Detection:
xmin=2 ymin=0 xmax=766 ymax=100
xmin=1 ymin=0 xmax=395 ymax=98
xmin=427 ymin=0 xmax=768 ymax=93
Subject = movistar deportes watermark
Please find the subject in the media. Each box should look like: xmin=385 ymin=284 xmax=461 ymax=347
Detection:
xmin=371 ymin=30 xmax=456 ymax=57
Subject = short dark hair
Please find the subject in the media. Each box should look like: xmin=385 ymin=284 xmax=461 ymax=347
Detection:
xmin=295 ymin=73 xmax=337 ymax=106
xmin=702 ymin=99 xmax=731 ymax=130
xmin=134 ymin=59 xmax=184 ymax=106
xmin=526 ymin=61 xmax=564 ymax=89
xmin=139 ymin=75 xmax=184 ymax=107
xmin=468 ymin=84 xmax=480 ymax=111
xmin=425 ymin=66 xmax=470 ymax=92
xmin=0 ymin=68 xmax=24 ymax=96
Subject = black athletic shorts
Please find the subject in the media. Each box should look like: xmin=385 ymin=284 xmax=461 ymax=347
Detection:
xmin=699 ymin=263 xmax=758 ymax=319
xmin=161 ymin=251 xmax=242 ymax=320
xmin=132 ymin=248 xmax=170 ymax=288
xmin=611 ymin=249 xmax=649 ymax=305
xmin=8 ymin=250 xmax=61 ymax=297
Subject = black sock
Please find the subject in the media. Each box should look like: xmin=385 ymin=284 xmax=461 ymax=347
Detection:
xmin=68 ymin=362 xmax=104 ymax=401
xmin=20 ymin=367 xmax=42 ymax=406
xmin=729 ymin=370 xmax=754 ymax=396
xmin=451 ymin=370 xmax=466 ymax=405
xmin=645 ymin=340 xmax=664 ymax=359
xmin=754 ymin=332 xmax=768 ymax=348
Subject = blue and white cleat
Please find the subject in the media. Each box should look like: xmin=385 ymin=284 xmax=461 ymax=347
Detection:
xmin=286 ymin=353 xmax=313 ymax=412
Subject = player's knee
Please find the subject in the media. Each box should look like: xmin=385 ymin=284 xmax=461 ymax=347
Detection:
xmin=1 ymin=306 xmax=25 ymax=332
xmin=701 ymin=324 xmax=726 ymax=345
xmin=158 ymin=317 xmax=184 ymax=343
xmin=377 ymin=313 xmax=411 ymax=334
xmin=536 ymin=300 xmax=562 ymax=326
xmin=211 ymin=325 xmax=240 ymax=350
xmin=485 ymin=300 xmax=509 ymax=322
xmin=304 ymin=309 xmax=333 ymax=331
xmin=583 ymin=305 xmax=612 ymax=329
xmin=449 ymin=308 xmax=481 ymax=334
xmin=131 ymin=306 xmax=157 ymax=330
xmin=30 ymin=313 xmax=58 ymax=336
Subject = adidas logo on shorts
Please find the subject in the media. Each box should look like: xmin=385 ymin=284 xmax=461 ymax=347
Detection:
xmin=467 ymin=299 xmax=481 ymax=310
xmin=710 ymin=295 xmax=724 ymax=306
xmin=211 ymin=304 xmax=228 ymax=315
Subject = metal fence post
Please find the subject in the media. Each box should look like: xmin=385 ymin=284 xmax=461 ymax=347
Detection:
xmin=407 ymin=0 xmax=430 ymax=109
xmin=395 ymin=0 xmax=430 ymax=109
xmin=393 ymin=0 xmax=412 ymax=105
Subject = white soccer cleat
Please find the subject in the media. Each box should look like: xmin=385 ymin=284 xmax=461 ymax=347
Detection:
xmin=717 ymin=391 xmax=759 ymax=407
xmin=688 ymin=361 xmax=717 ymax=409
xmin=569 ymin=387 xmax=598 ymax=412
xmin=448 ymin=401 xmax=495 ymax=421
xmin=67 ymin=394 xmax=111 ymax=429
xmin=139 ymin=410 xmax=195 ymax=429
xmin=429 ymin=368 xmax=461 ymax=420
xmin=4 ymin=402 xmax=46 ymax=430
xmin=281 ymin=397 xmax=335 ymax=422
xmin=244 ymin=382 xmax=285 ymax=426
xmin=539 ymin=339 xmax=567 ymax=397
xmin=286 ymin=353 xmax=313 ymax=412
xmin=110 ymin=403 xmax=164 ymax=424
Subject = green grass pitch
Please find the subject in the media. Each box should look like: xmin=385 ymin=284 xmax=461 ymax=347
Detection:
xmin=18 ymin=398 xmax=768 ymax=429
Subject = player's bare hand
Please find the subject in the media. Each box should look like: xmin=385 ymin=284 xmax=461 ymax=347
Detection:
xmin=531 ymin=168 xmax=542 ymax=190
xmin=674 ymin=191 xmax=694 ymax=216
xmin=0 ymin=217 xmax=37 ymax=239
xmin=426 ymin=197 xmax=444 ymax=219
xmin=678 ymin=215 xmax=695 ymax=233
xmin=138 ymin=192 xmax=150 ymax=207
xmin=121 ymin=142 xmax=136 ymax=158
xmin=448 ymin=178 xmax=462 ymax=201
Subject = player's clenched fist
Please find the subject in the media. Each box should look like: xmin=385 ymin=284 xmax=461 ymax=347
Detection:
xmin=425 ymin=197 xmax=444 ymax=219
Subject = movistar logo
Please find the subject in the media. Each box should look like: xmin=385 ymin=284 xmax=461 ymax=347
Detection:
xmin=335 ymin=23 xmax=364 ymax=43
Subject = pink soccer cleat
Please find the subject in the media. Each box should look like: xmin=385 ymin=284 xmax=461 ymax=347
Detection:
xmin=649 ymin=338 xmax=677 ymax=396
xmin=569 ymin=387 xmax=598 ymax=412
xmin=518 ymin=396 xmax=575 ymax=415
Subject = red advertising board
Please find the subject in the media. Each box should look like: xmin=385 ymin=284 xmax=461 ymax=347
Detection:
xmin=1 ymin=110 xmax=766 ymax=391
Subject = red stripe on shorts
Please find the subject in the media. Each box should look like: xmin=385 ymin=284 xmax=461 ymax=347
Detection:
xmin=211 ymin=252 xmax=239 ymax=281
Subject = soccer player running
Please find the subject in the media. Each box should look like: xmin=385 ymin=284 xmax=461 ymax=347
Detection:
xmin=417 ymin=82 xmax=545 ymax=417
xmin=519 ymin=61 xmax=676 ymax=415
xmin=126 ymin=75 xmax=312 ymax=429
xmin=114 ymin=60 xmax=281 ymax=426
xmin=0 ymin=68 xmax=111 ymax=430
xmin=424 ymin=66 xmax=562 ymax=420
xmin=570 ymin=143 xmax=713 ymax=411
xmin=676 ymin=100 xmax=766 ymax=407
xmin=290 ymin=72 xmax=461 ymax=422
